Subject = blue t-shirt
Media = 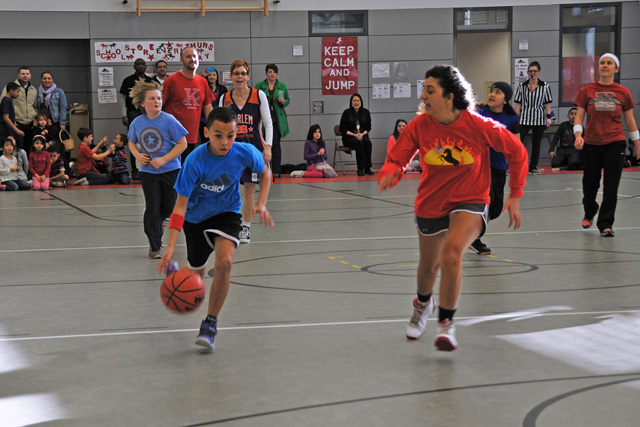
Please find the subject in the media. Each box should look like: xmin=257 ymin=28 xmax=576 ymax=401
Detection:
xmin=477 ymin=106 xmax=519 ymax=171
xmin=128 ymin=111 xmax=188 ymax=174
xmin=174 ymin=142 xmax=264 ymax=224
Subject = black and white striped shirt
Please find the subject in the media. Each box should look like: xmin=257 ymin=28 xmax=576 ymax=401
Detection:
xmin=514 ymin=80 xmax=552 ymax=126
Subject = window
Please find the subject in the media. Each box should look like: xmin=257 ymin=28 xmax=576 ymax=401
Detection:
xmin=309 ymin=11 xmax=368 ymax=37
xmin=560 ymin=4 xmax=620 ymax=104
xmin=454 ymin=8 xmax=511 ymax=32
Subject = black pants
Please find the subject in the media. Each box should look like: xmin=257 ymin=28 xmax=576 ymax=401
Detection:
xmin=342 ymin=135 xmax=372 ymax=171
xmin=551 ymin=147 xmax=581 ymax=170
xmin=519 ymin=124 xmax=545 ymax=171
xmin=581 ymin=140 xmax=626 ymax=232
xmin=17 ymin=122 xmax=30 ymax=152
xmin=140 ymin=170 xmax=179 ymax=251
xmin=181 ymin=143 xmax=199 ymax=164
xmin=271 ymin=125 xmax=282 ymax=175
xmin=489 ymin=167 xmax=507 ymax=221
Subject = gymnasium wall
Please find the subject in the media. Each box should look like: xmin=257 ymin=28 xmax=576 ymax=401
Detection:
xmin=0 ymin=2 xmax=638 ymax=168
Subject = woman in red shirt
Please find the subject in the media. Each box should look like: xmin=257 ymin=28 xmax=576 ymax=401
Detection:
xmin=573 ymin=53 xmax=639 ymax=237
xmin=378 ymin=65 xmax=528 ymax=351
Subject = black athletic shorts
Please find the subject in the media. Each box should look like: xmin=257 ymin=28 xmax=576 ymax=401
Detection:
xmin=415 ymin=203 xmax=489 ymax=237
xmin=183 ymin=212 xmax=243 ymax=269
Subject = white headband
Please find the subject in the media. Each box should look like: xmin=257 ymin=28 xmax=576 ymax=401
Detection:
xmin=600 ymin=53 xmax=619 ymax=68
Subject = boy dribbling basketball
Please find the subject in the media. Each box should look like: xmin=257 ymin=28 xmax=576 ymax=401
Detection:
xmin=157 ymin=107 xmax=274 ymax=351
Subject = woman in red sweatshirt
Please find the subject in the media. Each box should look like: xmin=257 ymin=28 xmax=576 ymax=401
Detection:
xmin=378 ymin=65 xmax=528 ymax=352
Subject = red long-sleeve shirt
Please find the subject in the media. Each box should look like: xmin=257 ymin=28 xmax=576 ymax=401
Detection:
xmin=28 ymin=150 xmax=51 ymax=177
xmin=381 ymin=109 xmax=528 ymax=218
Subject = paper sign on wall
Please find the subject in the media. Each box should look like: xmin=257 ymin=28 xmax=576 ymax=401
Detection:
xmin=322 ymin=37 xmax=358 ymax=95
xmin=515 ymin=58 xmax=529 ymax=86
xmin=94 ymin=41 xmax=214 ymax=64
xmin=98 ymin=88 xmax=118 ymax=104
xmin=372 ymin=84 xmax=390 ymax=99
xmin=98 ymin=67 xmax=114 ymax=87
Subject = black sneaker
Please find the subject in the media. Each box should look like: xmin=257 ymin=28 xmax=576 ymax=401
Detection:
xmin=469 ymin=239 xmax=491 ymax=255
xmin=600 ymin=228 xmax=615 ymax=237
xmin=195 ymin=319 xmax=217 ymax=350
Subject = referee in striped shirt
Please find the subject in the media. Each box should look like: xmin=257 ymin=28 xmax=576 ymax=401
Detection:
xmin=514 ymin=61 xmax=553 ymax=174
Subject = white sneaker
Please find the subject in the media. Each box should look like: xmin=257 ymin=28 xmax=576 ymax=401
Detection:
xmin=239 ymin=225 xmax=250 ymax=244
xmin=73 ymin=177 xmax=89 ymax=186
xmin=290 ymin=170 xmax=304 ymax=178
xmin=434 ymin=319 xmax=457 ymax=351
xmin=406 ymin=297 xmax=435 ymax=340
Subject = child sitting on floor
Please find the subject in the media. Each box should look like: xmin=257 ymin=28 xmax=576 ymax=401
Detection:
xmin=48 ymin=145 xmax=68 ymax=187
xmin=290 ymin=125 xmax=338 ymax=178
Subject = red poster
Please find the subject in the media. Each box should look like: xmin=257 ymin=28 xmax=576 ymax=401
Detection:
xmin=322 ymin=37 xmax=358 ymax=95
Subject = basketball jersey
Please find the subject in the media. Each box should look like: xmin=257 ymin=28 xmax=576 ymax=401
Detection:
xmin=221 ymin=88 xmax=264 ymax=151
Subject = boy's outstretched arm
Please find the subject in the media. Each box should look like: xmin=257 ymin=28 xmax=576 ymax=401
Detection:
xmin=252 ymin=164 xmax=274 ymax=228
xmin=157 ymin=195 xmax=189 ymax=274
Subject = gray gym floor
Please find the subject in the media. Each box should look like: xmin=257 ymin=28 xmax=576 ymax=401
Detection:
xmin=1 ymin=170 xmax=640 ymax=427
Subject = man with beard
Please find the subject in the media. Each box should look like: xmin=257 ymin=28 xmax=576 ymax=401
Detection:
xmin=162 ymin=47 xmax=214 ymax=162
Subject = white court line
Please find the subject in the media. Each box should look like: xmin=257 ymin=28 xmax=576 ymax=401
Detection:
xmin=0 ymin=203 xmax=144 ymax=211
xmin=4 ymin=226 xmax=640 ymax=254
xmin=0 ymin=194 xmax=415 ymax=211
xmin=1 ymin=309 xmax=638 ymax=343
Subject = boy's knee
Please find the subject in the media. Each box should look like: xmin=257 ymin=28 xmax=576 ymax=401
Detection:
xmin=215 ymin=255 xmax=234 ymax=273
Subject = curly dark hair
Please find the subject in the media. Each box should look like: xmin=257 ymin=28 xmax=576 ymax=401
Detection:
xmin=424 ymin=65 xmax=475 ymax=111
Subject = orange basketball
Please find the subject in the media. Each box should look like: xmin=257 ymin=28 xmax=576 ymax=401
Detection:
xmin=161 ymin=268 xmax=206 ymax=314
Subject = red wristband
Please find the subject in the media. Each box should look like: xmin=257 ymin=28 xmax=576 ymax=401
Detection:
xmin=169 ymin=213 xmax=185 ymax=231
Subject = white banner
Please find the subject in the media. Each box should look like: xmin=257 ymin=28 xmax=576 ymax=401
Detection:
xmin=94 ymin=41 xmax=214 ymax=64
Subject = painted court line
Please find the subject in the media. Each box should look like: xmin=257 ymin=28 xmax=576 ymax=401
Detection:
xmin=1 ymin=309 xmax=638 ymax=343
xmin=4 ymin=226 xmax=640 ymax=255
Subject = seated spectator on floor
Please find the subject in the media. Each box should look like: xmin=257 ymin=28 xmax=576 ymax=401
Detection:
xmin=107 ymin=133 xmax=132 ymax=185
xmin=74 ymin=127 xmax=113 ymax=186
xmin=387 ymin=119 xmax=420 ymax=172
xmin=290 ymin=124 xmax=337 ymax=178
xmin=0 ymin=137 xmax=30 ymax=190
xmin=47 ymin=145 xmax=68 ymax=187
xmin=549 ymin=107 xmax=581 ymax=171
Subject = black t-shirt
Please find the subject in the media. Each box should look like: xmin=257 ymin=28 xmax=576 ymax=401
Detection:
xmin=119 ymin=73 xmax=154 ymax=114
xmin=0 ymin=96 xmax=16 ymax=136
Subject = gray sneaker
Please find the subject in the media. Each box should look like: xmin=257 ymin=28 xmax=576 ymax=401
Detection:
xmin=148 ymin=246 xmax=163 ymax=259
xmin=73 ymin=177 xmax=89 ymax=186
xmin=239 ymin=225 xmax=250 ymax=244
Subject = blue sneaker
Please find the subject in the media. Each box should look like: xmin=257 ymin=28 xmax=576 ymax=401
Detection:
xmin=165 ymin=262 xmax=179 ymax=276
xmin=196 ymin=319 xmax=217 ymax=350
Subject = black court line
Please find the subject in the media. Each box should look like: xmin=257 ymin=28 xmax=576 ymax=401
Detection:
xmin=296 ymin=181 xmax=416 ymax=208
xmin=44 ymin=191 xmax=139 ymax=223
xmin=180 ymin=373 xmax=640 ymax=426
xmin=522 ymin=376 xmax=640 ymax=426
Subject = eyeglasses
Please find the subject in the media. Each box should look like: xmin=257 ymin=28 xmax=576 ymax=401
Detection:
xmin=528 ymin=69 xmax=539 ymax=74
xmin=232 ymin=72 xmax=248 ymax=76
